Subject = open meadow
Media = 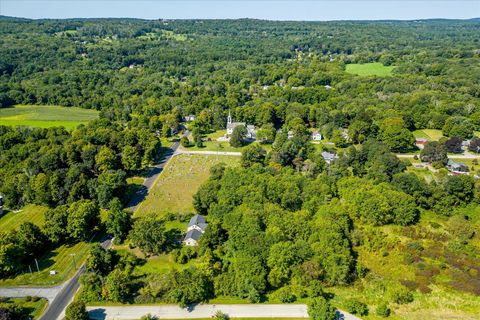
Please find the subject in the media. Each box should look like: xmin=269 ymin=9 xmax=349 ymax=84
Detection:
xmin=345 ymin=62 xmax=395 ymax=76
xmin=134 ymin=154 xmax=239 ymax=218
xmin=0 ymin=204 xmax=47 ymax=231
xmin=0 ymin=105 xmax=98 ymax=130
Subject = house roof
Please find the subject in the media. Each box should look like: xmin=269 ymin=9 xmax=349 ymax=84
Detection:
xmin=322 ymin=151 xmax=338 ymax=161
xmin=188 ymin=214 xmax=206 ymax=227
xmin=184 ymin=229 xmax=203 ymax=242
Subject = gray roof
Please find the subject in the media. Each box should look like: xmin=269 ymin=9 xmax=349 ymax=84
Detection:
xmin=189 ymin=214 xmax=206 ymax=227
xmin=184 ymin=229 xmax=203 ymax=241
xmin=322 ymin=151 xmax=338 ymax=161
xmin=227 ymin=122 xmax=245 ymax=130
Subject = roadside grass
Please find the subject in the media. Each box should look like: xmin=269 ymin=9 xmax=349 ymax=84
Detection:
xmin=0 ymin=204 xmax=47 ymax=231
xmin=0 ymin=105 xmax=98 ymax=130
xmin=0 ymin=240 xmax=92 ymax=286
xmin=345 ymin=62 xmax=395 ymax=77
xmin=413 ymin=129 xmax=444 ymax=141
xmin=0 ymin=297 xmax=48 ymax=319
xmin=134 ymin=154 xmax=239 ymax=218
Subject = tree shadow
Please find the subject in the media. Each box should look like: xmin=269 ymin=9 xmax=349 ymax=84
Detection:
xmin=88 ymin=307 xmax=107 ymax=320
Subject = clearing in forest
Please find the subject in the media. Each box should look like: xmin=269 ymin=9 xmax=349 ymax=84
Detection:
xmin=0 ymin=204 xmax=47 ymax=232
xmin=0 ymin=105 xmax=99 ymax=130
xmin=345 ymin=62 xmax=395 ymax=76
xmin=134 ymin=154 xmax=239 ymax=218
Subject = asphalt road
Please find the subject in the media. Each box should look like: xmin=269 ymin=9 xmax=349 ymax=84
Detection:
xmin=39 ymin=236 xmax=113 ymax=320
xmin=87 ymin=304 xmax=361 ymax=320
xmin=126 ymin=139 xmax=180 ymax=212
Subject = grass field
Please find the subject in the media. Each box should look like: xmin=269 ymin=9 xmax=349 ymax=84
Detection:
xmin=0 ymin=297 xmax=48 ymax=319
xmin=0 ymin=240 xmax=92 ymax=286
xmin=0 ymin=204 xmax=47 ymax=231
xmin=413 ymin=129 xmax=444 ymax=141
xmin=134 ymin=154 xmax=239 ymax=217
xmin=345 ymin=62 xmax=395 ymax=76
xmin=0 ymin=105 xmax=99 ymax=130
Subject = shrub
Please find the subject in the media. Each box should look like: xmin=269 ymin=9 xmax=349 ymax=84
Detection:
xmin=345 ymin=299 xmax=369 ymax=316
xmin=213 ymin=310 xmax=230 ymax=320
xmin=376 ymin=302 xmax=391 ymax=317
xmin=65 ymin=301 xmax=89 ymax=320
xmin=390 ymin=287 xmax=414 ymax=304
xmin=309 ymin=280 xmax=325 ymax=298
xmin=180 ymin=136 xmax=190 ymax=148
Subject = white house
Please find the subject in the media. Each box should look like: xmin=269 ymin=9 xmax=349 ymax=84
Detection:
xmin=322 ymin=151 xmax=339 ymax=164
xmin=0 ymin=195 xmax=3 ymax=216
xmin=312 ymin=130 xmax=323 ymax=141
xmin=183 ymin=214 xmax=208 ymax=246
xmin=287 ymin=130 xmax=294 ymax=140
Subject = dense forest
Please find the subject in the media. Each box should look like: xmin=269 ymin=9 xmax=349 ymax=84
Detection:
xmin=1 ymin=17 xmax=480 ymax=319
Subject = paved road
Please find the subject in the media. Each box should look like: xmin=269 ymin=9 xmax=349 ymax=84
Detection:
xmin=0 ymin=284 xmax=63 ymax=302
xmin=39 ymin=236 xmax=114 ymax=320
xmin=126 ymin=140 xmax=180 ymax=212
xmin=88 ymin=304 xmax=361 ymax=320
xmin=396 ymin=153 xmax=480 ymax=159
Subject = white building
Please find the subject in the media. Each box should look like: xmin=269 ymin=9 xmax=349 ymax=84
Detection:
xmin=185 ymin=114 xmax=196 ymax=122
xmin=183 ymin=215 xmax=208 ymax=246
xmin=226 ymin=110 xmax=256 ymax=140
xmin=0 ymin=195 xmax=3 ymax=216
xmin=312 ymin=130 xmax=323 ymax=141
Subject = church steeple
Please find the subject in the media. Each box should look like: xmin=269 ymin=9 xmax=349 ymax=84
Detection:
xmin=227 ymin=109 xmax=232 ymax=124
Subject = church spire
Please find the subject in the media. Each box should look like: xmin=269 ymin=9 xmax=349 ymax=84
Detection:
xmin=227 ymin=109 xmax=232 ymax=124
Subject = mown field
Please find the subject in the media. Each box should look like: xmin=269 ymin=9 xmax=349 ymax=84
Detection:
xmin=0 ymin=297 xmax=48 ymax=319
xmin=413 ymin=129 xmax=444 ymax=141
xmin=0 ymin=105 xmax=99 ymax=130
xmin=134 ymin=154 xmax=240 ymax=218
xmin=345 ymin=62 xmax=395 ymax=76
xmin=0 ymin=204 xmax=47 ymax=231
xmin=0 ymin=204 xmax=94 ymax=286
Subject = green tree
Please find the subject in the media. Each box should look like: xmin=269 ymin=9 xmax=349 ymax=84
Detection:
xmin=121 ymin=145 xmax=141 ymax=171
xmin=230 ymin=125 xmax=247 ymax=148
xmin=67 ymin=200 xmax=100 ymax=242
xmin=103 ymin=268 xmax=131 ymax=302
xmin=79 ymin=273 xmax=103 ymax=302
xmin=308 ymin=297 xmax=336 ymax=320
xmin=95 ymin=146 xmax=117 ymax=172
xmin=241 ymin=144 xmax=266 ymax=168
xmin=129 ymin=215 xmax=167 ymax=255
xmin=85 ymin=244 xmax=114 ymax=276
xmin=106 ymin=198 xmax=132 ymax=242
xmin=376 ymin=302 xmax=391 ymax=317
xmin=65 ymin=301 xmax=89 ymax=320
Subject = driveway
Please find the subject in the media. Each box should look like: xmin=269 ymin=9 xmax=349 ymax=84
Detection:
xmin=88 ymin=304 xmax=361 ymax=320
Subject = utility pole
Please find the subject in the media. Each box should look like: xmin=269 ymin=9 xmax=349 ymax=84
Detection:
xmin=34 ymin=259 xmax=40 ymax=272
xmin=29 ymin=265 xmax=32 ymax=274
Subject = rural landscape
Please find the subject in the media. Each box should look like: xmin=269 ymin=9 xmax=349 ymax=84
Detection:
xmin=0 ymin=8 xmax=480 ymax=320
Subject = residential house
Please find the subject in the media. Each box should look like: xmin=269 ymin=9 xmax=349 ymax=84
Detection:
xmin=312 ymin=130 xmax=323 ymax=141
xmin=322 ymin=151 xmax=339 ymax=164
xmin=183 ymin=214 xmax=208 ymax=246
xmin=415 ymin=138 xmax=428 ymax=149
xmin=339 ymin=128 xmax=349 ymax=141
xmin=0 ymin=195 xmax=3 ymax=216
xmin=446 ymin=159 xmax=469 ymax=174
xmin=287 ymin=130 xmax=294 ymax=140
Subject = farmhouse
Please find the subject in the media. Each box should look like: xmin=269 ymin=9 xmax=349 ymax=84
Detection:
xmin=226 ymin=110 xmax=256 ymax=140
xmin=183 ymin=214 xmax=208 ymax=246
xmin=312 ymin=130 xmax=323 ymax=141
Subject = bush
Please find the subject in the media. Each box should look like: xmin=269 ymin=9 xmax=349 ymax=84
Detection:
xmin=345 ymin=299 xmax=369 ymax=316
xmin=140 ymin=314 xmax=157 ymax=320
xmin=390 ymin=287 xmax=414 ymax=304
xmin=376 ymin=302 xmax=391 ymax=317
xmin=65 ymin=301 xmax=89 ymax=320
xmin=213 ymin=310 xmax=229 ymax=320
xmin=308 ymin=280 xmax=325 ymax=298
xmin=180 ymin=136 xmax=190 ymax=148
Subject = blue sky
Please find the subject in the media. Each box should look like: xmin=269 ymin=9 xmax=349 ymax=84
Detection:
xmin=1 ymin=1 xmax=479 ymax=21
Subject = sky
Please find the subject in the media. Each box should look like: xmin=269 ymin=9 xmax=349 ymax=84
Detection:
xmin=1 ymin=1 xmax=479 ymax=21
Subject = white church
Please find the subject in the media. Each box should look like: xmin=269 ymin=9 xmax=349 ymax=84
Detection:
xmin=226 ymin=110 xmax=256 ymax=140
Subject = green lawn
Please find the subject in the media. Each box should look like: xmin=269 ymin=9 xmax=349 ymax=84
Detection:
xmin=0 ymin=105 xmax=99 ymax=130
xmin=134 ymin=154 xmax=239 ymax=218
xmin=0 ymin=297 xmax=48 ymax=319
xmin=0 ymin=240 xmax=92 ymax=286
xmin=0 ymin=204 xmax=47 ymax=231
xmin=413 ymin=129 xmax=444 ymax=141
xmin=345 ymin=62 xmax=395 ymax=76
